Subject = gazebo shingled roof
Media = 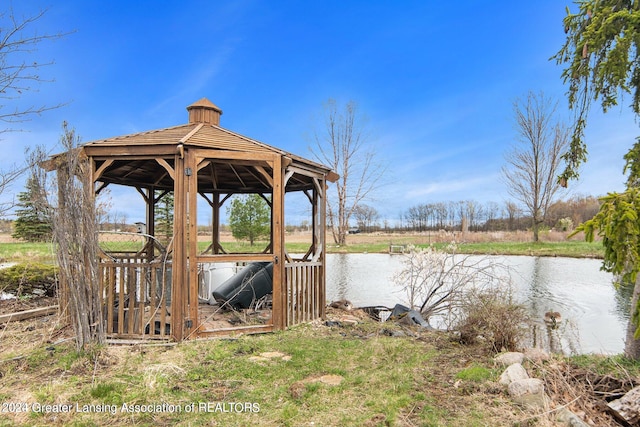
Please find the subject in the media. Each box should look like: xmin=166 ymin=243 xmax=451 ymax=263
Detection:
xmin=82 ymin=99 xmax=337 ymax=193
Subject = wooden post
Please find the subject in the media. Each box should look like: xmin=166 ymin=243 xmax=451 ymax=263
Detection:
xmin=212 ymin=193 xmax=220 ymax=254
xmin=146 ymin=187 xmax=155 ymax=259
xmin=319 ymin=178 xmax=327 ymax=320
xmin=186 ymin=149 xmax=199 ymax=337
xmin=272 ymin=155 xmax=285 ymax=329
xmin=172 ymin=152 xmax=186 ymax=341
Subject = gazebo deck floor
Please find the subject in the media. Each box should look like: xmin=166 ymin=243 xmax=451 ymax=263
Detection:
xmin=196 ymin=301 xmax=272 ymax=331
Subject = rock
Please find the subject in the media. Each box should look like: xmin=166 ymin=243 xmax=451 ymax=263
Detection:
xmin=494 ymin=351 xmax=524 ymax=366
xmin=248 ymin=352 xmax=291 ymax=363
xmin=499 ymin=363 xmax=529 ymax=385
xmin=317 ymin=374 xmax=343 ymax=386
xmin=339 ymin=315 xmax=359 ymax=325
xmin=329 ymin=299 xmax=353 ymax=310
xmin=524 ymin=347 xmax=550 ymax=363
xmin=513 ymin=392 xmax=549 ymax=410
xmin=607 ymin=385 xmax=640 ymax=426
xmin=508 ymin=378 xmax=547 ymax=409
xmin=556 ymin=407 xmax=591 ymax=427
xmin=508 ymin=378 xmax=544 ymax=397
xmin=383 ymin=329 xmax=406 ymax=337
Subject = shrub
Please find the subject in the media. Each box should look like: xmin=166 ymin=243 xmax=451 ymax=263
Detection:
xmin=0 ymin=262 xmax=58 ymax=297
xmin=392 ymin=244 xmax=512 ymax=327
xmin=456 ymin=285 xmax=529 ymax=353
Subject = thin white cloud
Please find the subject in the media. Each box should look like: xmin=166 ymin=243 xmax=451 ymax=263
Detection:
xmin=404 ymin=173 xmax=501 ymax=200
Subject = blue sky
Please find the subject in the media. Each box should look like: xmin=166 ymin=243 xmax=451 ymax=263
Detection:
xmin=2 ymin=1 xmax=634 ymax=224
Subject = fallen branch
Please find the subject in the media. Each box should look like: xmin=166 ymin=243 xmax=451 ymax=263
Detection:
xmin=0 ymin=305 xmax=58 ymax=324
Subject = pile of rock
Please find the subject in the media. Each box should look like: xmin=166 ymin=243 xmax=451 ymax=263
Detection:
xmin=495 ymin=349 xmax=590 ymax=427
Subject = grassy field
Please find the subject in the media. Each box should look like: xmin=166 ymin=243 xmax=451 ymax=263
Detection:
xmin=0 ymin=322 xmax=503 ymax=426
xmin=441 ymin=240 xmax=603 ymax=258
xmin=0 ymin=242 xmax=58 ymax=264
xmin=0 ymin=312 xmax=637 ymax=427
xmin=0 ymin=231 xmax=604 ymax=263
xmin=322 ymin=240 xmax=604 ymax=258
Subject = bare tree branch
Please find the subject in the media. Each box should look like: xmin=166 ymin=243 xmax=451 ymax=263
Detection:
xmin=0 ymin=5 xmax=69 ymax=133
xmin=0 ymin=5 xmax=70 ymax=216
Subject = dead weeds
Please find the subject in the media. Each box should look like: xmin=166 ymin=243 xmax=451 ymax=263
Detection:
xmin=530 ymin=358 xmax=640 ymax=426
xmin=0 ymin=297 xmax=70 ymax=361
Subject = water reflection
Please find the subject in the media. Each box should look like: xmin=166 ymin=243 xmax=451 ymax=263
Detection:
xmin=326 ymin=253 xmax=405 ymax=308
xmin=614 ymin=280 xmax=633 ymax=321
xmin=506 ymin=256 xmax=625 ymax=355
xmin=529 ymin=318 xmax=581 ymax=355
xmin=333 ymin=253 xmax=350 ymax=300
xmin=326 ymin=254 xmax=627 ymax=355
xmin=513 ymin=257 xmax=584 ymax=355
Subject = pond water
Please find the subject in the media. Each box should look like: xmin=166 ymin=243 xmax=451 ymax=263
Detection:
xmin=325 ymin=253 xmax=628 ymax=355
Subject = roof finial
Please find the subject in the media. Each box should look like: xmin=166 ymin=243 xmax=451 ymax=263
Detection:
xmin=186 ymin=98 xmax=222 ymax=125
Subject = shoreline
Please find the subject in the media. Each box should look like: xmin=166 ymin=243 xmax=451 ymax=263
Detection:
xmin=325 ymin=240 xmax=604 ymax=259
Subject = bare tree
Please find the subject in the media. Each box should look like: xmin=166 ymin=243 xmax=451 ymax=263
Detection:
xmin=353 ymin=204 xmax=379 ymax=232
xmin=434 ymin=202 xmax=447 ymax=230
xmin=484 ymin=201 xmax=500 ymax=231
xmin=310 ymin=99 xmax=386 ymax=245
xmin=94 ymin=187 xmax=112 ymax=230
xmin=502 ymin=92 xmax=569 ymax=241
xmin=504 ymin=201 xmax=521 ymax=231
xmin=406 ymin=203 xmax=432 ymax=232
xmin=464 ymin=200 xmax=480 ymax=231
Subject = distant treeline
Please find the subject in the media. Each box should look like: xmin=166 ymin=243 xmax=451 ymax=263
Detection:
xmin=3 ymin=195 xmax=598 ymax=237
xmin=324 ymin=195 xmax=601 ymax=234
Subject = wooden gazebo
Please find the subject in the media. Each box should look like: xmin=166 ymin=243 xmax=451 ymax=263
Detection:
xmin=51 ymin=98 xmax=337 ymax=341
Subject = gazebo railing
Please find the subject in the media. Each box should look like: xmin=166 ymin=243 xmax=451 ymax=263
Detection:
xmin=96 ymin=233 xmax=326 ymax=338
xmin=98 ymin=232 xmax=172 ymax=339
xmin=99 ymin=258 xmax=172 ymax=338
xmin=284 ymin=260 xmax=324 ymax=327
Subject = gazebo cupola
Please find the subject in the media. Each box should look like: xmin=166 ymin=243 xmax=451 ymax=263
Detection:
xmin=48 ymin=97 xmax=338 ymax=342
xmin=187 ymin=98 xmax=222 ymax=125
